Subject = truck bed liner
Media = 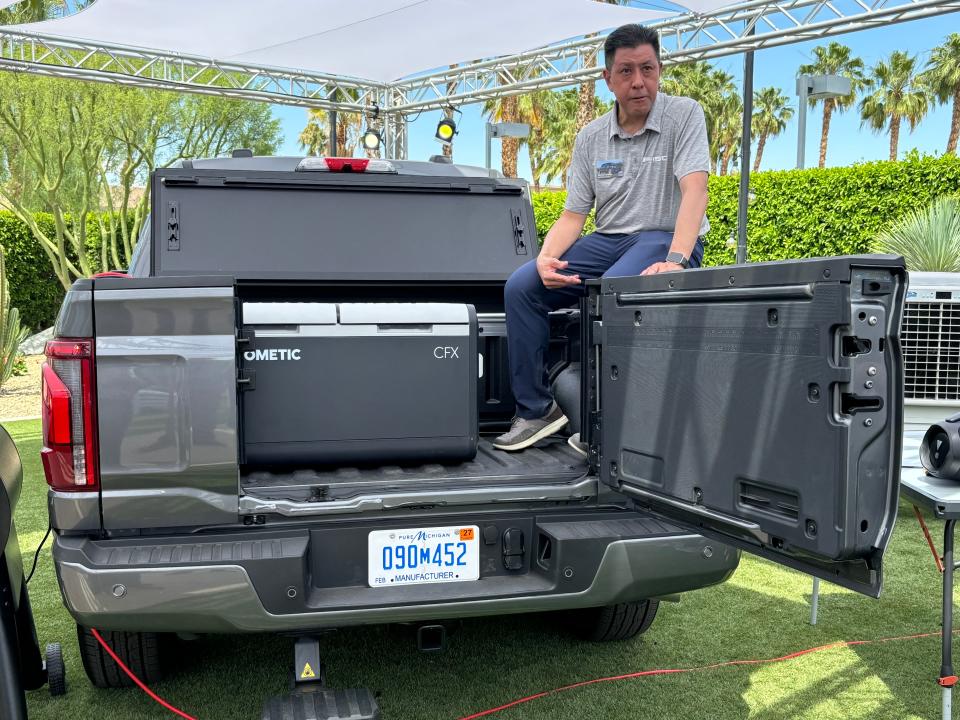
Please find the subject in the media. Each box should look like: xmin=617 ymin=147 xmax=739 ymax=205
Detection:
xmin=242 ymin=438 xmax=586 ymax=502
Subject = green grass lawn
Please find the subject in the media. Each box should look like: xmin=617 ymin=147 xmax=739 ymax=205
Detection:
xmin=7 ymin=416 xmax=957 ymax=719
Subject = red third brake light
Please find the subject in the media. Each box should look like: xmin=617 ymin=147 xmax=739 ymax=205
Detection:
xmin=296 ymin=157 xmax=397 ymax=173
xmin=41 ymin=339 xmax=99 ymax=492
xmin=324 ymin=157 xmax=369 ymax=172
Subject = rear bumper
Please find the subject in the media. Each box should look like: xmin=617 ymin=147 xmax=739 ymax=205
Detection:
xmin=53 ymin=517 xmax=739 ymax=633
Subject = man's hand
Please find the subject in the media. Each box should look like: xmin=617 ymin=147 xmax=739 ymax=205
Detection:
xmin=641 ymin=261 xmax=684 ymax=276
xmin=537 ymin=255 xmax=582 ymax=289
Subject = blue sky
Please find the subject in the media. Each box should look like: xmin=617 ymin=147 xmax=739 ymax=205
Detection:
xmin=272 ymin=12 xmax=960 ymax=180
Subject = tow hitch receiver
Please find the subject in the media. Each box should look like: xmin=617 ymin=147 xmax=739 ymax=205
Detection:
xmin=261 ymin=637 xmax=380 ymax=720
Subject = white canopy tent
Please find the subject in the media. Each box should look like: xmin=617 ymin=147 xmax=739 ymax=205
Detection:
xmin=0 ymin=0 xmax=669 ymax=85
xmin=2 ymin=0 xmax=955 ymax=157
xmin=2 ymin=0 xmax=955 ymax=282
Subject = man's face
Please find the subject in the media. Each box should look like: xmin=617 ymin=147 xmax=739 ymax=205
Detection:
xmin=603 ymin=44 xmax=662 ymax=118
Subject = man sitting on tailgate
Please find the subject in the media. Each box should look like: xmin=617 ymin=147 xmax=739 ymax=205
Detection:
xmin=493 ymin=23 xmax=710 ymax=452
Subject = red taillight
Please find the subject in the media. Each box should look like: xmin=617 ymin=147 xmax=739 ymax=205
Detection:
xmin=41 ymin=338 xmax=99 ymax=492
xmin=324 ymin=157 xmax=369 ymax=172
xmin=41 ymin=364 xmax=72 ymax=445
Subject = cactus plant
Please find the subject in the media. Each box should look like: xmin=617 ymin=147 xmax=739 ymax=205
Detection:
xmin=0 ymin=246 xmax=28 ymax=389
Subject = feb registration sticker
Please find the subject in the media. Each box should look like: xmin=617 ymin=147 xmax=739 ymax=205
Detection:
xmin=368 ymin=525 xmax=480 ymax=587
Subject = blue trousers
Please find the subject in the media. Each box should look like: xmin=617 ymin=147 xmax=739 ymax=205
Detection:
xmin=504 ymin=230 xmax=704 ymax=419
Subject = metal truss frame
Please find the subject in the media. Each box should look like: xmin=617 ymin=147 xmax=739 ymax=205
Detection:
xmin=0 ymin=31 xmax=389 ymax=111
xmin=0 ymin=0 xmax=957 ymax=144
xmin=394 ymin=0 xmax=960 ymax=112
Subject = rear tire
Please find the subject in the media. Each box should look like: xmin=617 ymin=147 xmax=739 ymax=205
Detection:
xmin=45 ymin=642 xmax=66 ymax=696
xmin=568 ymin=599 xmax=659 ymax=642
xmin=77 ymin=626 xmax=168 ymax=689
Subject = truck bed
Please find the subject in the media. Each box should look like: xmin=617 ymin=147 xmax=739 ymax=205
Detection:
xmin=242 ymin=438 xmax=587 ymax=503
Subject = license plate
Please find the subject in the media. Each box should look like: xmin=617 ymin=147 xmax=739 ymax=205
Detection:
xmin=368 ymin=525 xmax=480 ymax=587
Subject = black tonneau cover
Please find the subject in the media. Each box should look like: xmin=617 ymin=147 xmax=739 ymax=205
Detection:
xmin=150 ymin=165 xmax=536 ymax=282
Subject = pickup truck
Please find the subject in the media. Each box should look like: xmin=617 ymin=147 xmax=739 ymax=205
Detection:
xmin=40 ymin=155 xmax=905 ymax=691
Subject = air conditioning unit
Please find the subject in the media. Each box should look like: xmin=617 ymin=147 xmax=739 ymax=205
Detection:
xmin=902 ymin=271 xmax=960 ymax=432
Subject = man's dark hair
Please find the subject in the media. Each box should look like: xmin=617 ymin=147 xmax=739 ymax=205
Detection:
xmin=604 ymin=24 xmax=660 ymax=69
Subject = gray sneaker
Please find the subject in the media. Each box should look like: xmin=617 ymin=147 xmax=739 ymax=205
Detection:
xmin=492 ymin=402 xmax=568 ymax=452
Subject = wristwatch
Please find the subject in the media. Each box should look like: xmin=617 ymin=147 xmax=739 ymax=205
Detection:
xmin=665 ymin=251 xmax=690 ymax=269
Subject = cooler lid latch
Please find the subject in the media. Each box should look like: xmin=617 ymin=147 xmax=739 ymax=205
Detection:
xmin=237 ymin=369 xmax=256 ymax=391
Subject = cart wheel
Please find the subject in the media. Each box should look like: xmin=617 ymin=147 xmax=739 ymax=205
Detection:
xmin=45 ymin=642 xmax=67 ymax=696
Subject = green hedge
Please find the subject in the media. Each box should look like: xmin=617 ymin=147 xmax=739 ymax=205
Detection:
xmin=0 ymin=212 xmax=66 ymax=332
xmin=0 ymin=211 xmax=125 ymax=332
xmin=5 ymin=154 xmax=960 ymax=331
xmin=531 ymin=153 xmax=960 ymax=266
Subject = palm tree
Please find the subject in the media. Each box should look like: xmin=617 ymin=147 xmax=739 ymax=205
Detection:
xmin=751 ymin=87 xmax=793 ymax=171
xmin=662 ymin=61 xmax=741 ymax=174
xmin=482 ymin=90 xmax=521 ymax=177
xmin=661 ymin=61 xmax=733 ymax=144
xmin=520 ymin=91 xmax=550 ymax=191
xmin=298 ymin=108 xmax=327 ymax=157
xmin=540 ymin=90 xmax=611 ymax=188
xmin=574 ymin=0 xmax=620 ymax=133
xmin=540 ymin=89 xmax=580 ymax=188
xmin=298 ymin=100 xmax=363 ymax=158
xmin=715 ymin=93 xmax=743 ymax=176
xmin=921 ymin=33 xmax=960 ymax=155
xmin=335 ymin=112 xmax=363 ymax=157
xmin=798 ymin=42 xmax=865 ymax=168
xmin=860 ymin=51 xmax=931 ymax=161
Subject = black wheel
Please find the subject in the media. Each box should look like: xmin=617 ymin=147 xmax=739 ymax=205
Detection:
xmin=568 ymin=599 xmax=660 ymax=642
xmin=45 ymin=642 xmax=66 ymax=696
xmin=77 ymin=626 xmax=168 ymax=689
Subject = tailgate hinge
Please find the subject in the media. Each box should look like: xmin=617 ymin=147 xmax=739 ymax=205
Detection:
xmin=588 ymin=410 xmax=602 ymax=472
xmin=591 ymin=320 xmax=603 ymax=345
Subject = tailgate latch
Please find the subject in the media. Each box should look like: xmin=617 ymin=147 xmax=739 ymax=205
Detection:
xmin=510 ymin=210 xmax=528 ymax=255
xmin=166 ymin=201 xmax=180 ymax=252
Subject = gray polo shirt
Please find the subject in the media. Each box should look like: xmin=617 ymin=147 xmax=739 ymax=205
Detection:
xmin=565 ymin=93 xmax=710 ymax=237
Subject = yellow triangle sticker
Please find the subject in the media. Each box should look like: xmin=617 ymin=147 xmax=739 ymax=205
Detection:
xmin=300 ymin=662 xmax=316 ymax=680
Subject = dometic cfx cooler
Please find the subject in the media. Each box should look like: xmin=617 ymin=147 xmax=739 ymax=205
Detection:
xmin=240 ymin=302 xmax=479 ymax=466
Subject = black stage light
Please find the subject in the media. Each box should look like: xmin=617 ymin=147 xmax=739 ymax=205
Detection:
xmin=435 ymin=118 xmax=457 ymax=145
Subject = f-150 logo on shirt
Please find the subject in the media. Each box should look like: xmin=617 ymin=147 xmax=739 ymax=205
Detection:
xmin=595 ymin=159 xmax=623 ymax=178
xmin=434 ymin=346 xmax=460 ymax=359
xmin=244 ymin=349 xmax=302 ymax=361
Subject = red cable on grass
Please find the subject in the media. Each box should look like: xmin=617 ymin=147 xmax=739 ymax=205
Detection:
xmin=89 ymin=624 xmax=954 ymax=720
xmin=456 ymin=630 xmax=952 ymax=720
xmin=90 ymin=628 xmax=198 ymax=720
